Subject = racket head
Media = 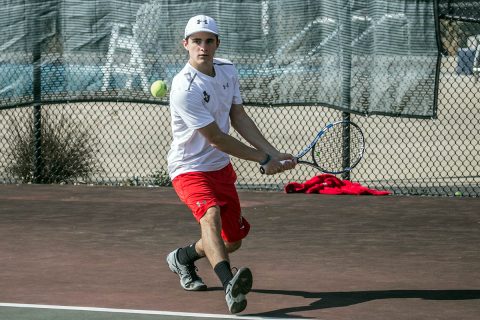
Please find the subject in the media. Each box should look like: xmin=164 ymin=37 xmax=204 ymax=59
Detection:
xmin=302 ymin=120 xmax=365 ymax=174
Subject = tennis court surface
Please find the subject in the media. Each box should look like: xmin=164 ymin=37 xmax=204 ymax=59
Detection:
xmin=1 ymin=184 xmax=479 ymax=320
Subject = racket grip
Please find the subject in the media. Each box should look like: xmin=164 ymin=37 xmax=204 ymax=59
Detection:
xmin=259 ymin=159 xmax=296 ymax=174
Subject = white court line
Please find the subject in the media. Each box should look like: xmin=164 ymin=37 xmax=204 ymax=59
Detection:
xmin=0 ymin=303 xmax=302 ymax=320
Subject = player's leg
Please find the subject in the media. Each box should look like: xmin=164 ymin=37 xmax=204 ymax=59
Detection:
xmin=167 ymin=164 xmax=252 ymax=312
xmin=225 ymin=239 xmax=242 ymax=253
xmin=199 ymin=205 xmax=229 ymax=266
xmin=166 ymin=172 xmax=215 ymax=291
xmin=198 ymin=205 xmax=252 ymax=314
xmin=216 ymin=166 xmax=253 ymax=312
xmin=166 ymin=243 xmax=207 ymax=291
xmin=195 ymin=233 xmax=242 ymax=256
xmin=174 ymin=237 xmax=240 ymax=271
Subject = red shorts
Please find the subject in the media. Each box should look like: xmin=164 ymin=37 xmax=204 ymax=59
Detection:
xmin=172 ymin=163 xmax=250 ymax=243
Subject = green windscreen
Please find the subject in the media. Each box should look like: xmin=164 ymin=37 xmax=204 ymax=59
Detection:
xmin=0 ymin=0 xmax=440 ymax=118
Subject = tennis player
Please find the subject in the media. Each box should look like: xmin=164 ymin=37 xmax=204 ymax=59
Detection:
xmin=166 ymin=15 xmax=295 ymax=314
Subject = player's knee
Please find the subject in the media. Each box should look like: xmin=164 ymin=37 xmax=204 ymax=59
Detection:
xmin=225 ymin=240 xmax=242 ymax=253
xmin=200 ymin=206 xmax=221 ymax=227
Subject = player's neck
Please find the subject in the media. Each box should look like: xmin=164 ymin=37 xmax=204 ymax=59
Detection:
xmin=189 ymin=60 xmax=215 ymax=77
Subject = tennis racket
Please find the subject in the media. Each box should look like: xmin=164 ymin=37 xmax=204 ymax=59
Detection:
xmin=260 ymin=120 xmax=365 ymax=174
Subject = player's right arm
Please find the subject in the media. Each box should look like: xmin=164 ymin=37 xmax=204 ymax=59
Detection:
xmin=197 ymin=121 xmax=282 ymax=175
xmin=229 ymin=103 xmax=295 ymax=169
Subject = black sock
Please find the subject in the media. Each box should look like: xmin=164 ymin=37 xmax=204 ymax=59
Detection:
xmin=214 ymin=260 xmax=234 ymax=292
xmin=176 ymin=242 xmax=201 ymax=265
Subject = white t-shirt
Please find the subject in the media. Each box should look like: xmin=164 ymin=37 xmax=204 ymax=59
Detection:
xmin=167 ymin=58 xmax=243 ymax=180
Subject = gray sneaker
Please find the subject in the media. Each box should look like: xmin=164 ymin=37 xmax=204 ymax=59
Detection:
xmin=225 ymin=267 xmax=253 ymax=314
xmin=166 ymin=249 xmax=207 ymax=291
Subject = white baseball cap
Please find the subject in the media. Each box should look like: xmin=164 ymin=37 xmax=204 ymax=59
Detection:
xmin=184 ymin=15 xmax=219 ymax=39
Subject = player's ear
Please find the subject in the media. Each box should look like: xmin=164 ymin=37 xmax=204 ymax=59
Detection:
xmin=182 ymin=38 xmax=188 ymax=50
xmin=216 ymin=37 xmax=220 ymax=48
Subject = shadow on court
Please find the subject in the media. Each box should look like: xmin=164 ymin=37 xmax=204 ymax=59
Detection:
xmin=246 ymin=289 xmax=480 ymax=318
xmin=0 ymin=184 xmax=479 ymax=320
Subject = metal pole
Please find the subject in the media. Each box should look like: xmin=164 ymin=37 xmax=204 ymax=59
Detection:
xmin=340 ymin=0 xmax=352 ymax=181
xmin=32 ymin=2 xmax=43 ymax=183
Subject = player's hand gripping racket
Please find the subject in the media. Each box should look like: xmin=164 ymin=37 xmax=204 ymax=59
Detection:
xmin=260 ymin=120 xmax=365 ymax=174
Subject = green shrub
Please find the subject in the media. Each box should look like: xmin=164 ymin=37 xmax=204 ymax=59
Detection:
xmin=7 ymin=113 xmax=97 ymax=184
xmin=150 ymin=169 xmax=172 ymax=187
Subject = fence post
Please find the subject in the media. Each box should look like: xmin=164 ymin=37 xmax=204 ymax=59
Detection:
xmin=31 ymin=1 xmax=43 ymax=183
xmin=340 ymin=0 xmax=352 ymax=181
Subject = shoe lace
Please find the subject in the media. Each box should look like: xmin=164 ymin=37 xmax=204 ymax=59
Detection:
xmin=187 ymin=264 xmax=201 ymax=281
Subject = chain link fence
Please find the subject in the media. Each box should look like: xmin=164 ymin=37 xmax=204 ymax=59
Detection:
xmin=0 ymin=1 xmax=479 ymax=196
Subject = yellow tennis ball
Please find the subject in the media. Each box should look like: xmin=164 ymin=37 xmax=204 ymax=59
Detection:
xmin=150 ymin=80 xmax=168 ymax=98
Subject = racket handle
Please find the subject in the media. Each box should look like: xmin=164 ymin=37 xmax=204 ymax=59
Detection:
xmin=259 ymin=159 xmax=296 ymax=174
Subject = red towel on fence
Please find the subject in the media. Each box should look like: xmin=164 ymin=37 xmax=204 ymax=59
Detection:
xmin=284 ymin=174 xmax=391 ymax=195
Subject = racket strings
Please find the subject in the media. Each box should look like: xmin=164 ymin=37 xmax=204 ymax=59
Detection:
xmin=313 ymin=123 xmax=364 ymax=173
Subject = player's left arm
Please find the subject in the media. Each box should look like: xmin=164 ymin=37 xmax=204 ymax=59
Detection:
xmin=230 ymin=103 xmax=295 ymax=165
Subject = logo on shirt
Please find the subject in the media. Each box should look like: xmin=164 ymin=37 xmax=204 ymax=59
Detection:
xmin=223 ymin=82 xmax=229 ymax=90
xmin=203 ymin=90 xmax=210 ymax=103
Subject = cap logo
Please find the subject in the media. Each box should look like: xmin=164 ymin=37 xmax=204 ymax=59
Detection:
xmin=185 ymin=15 xmax=218 ymax=38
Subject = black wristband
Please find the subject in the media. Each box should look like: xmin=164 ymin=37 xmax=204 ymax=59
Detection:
xmin=259 ymin=153 xmax=271 ymax=165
